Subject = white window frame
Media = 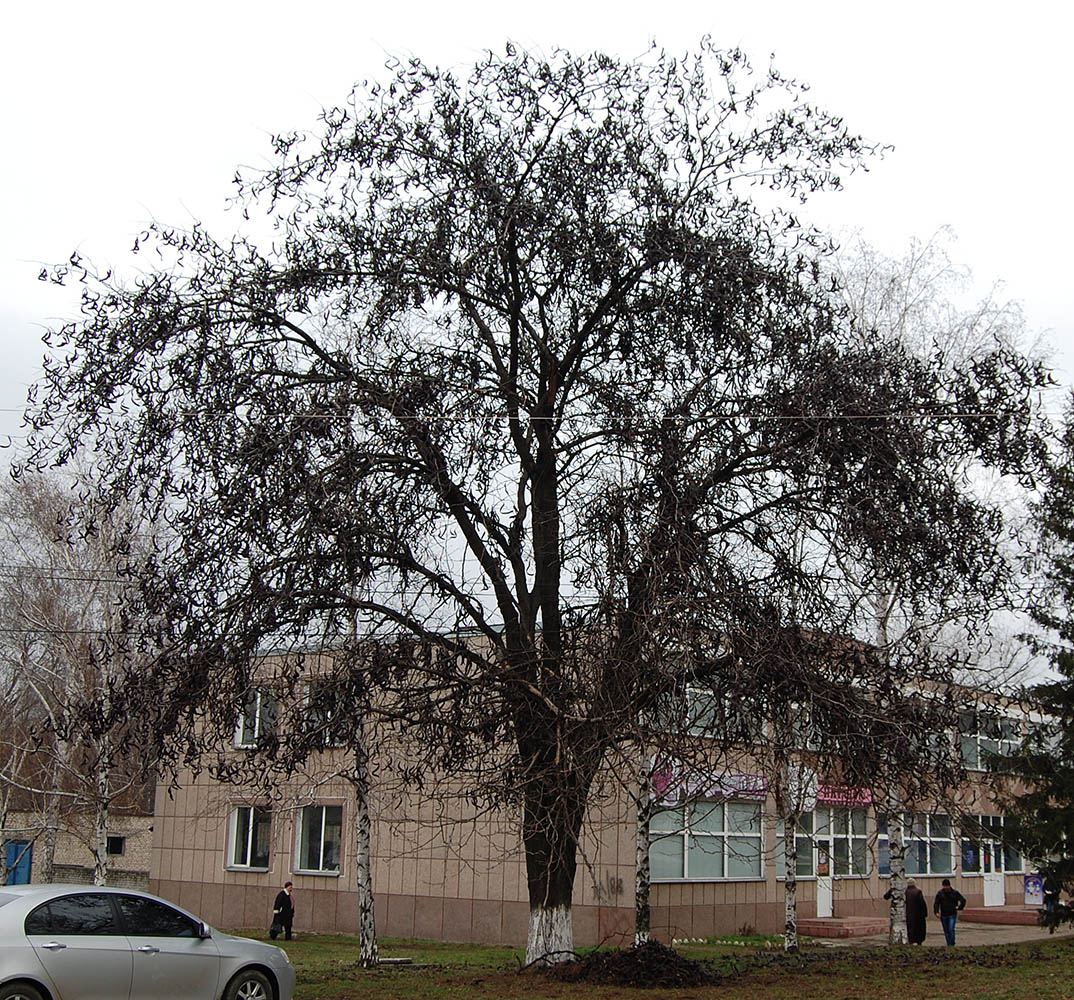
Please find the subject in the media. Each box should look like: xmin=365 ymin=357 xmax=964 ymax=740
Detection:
xmin=961 ymin=814 xmax=1023 ymax=875
xmin=958 ymin=710 xmax=1021 ymax=771
xmin=878 ymin=812 xmax=956 ymax=876
xmin=295 ymin=803 xmax=343 ymax=875
xmin=650 ymin=799 xmax=763 ymax=881
xmin=235 ymin=687 xmax=278 ymax=749
xmin=780 ymin=805 xmax=870 ymax=878
xmin=228 ymin=805 xmax=271 ymax=871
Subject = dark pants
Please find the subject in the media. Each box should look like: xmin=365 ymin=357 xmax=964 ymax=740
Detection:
xmin=940 ymin=913 xmax=957 ymax=946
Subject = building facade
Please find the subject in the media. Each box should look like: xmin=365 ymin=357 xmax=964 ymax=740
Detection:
xmin=147 ymin=686 xmax=1034 ymax=943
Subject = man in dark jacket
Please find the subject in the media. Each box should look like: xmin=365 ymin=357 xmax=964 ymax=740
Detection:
xmin=933 ymin=878 xmax=967 ymax=945
xmin=271 ymin=881 xmax=295 ymax=941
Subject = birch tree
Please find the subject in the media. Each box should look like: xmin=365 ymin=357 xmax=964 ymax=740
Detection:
xmin=0 ymin=471 xmax=156 ymax=885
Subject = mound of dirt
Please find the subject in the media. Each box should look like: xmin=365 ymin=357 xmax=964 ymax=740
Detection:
xmin=544 ymin=940 xmax=719 ymax=988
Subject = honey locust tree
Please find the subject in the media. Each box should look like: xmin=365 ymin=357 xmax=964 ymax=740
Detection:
xmin=26 ymin=44 xmax=1048 ymax=961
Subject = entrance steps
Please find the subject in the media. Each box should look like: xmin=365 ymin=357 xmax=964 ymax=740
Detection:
xmin=962 ymin=906 xmax=1041 ymax=925
xmin=797 ymin=916 xmax=890 ymax=937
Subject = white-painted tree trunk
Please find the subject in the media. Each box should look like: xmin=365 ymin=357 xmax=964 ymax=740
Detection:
xmin=526 ymin=903 xmax=573 ymax=965
xmin=353 ymin=745 xmax=378 ymax=968
xmin=634 ymin=765 xmax=652 ymax=946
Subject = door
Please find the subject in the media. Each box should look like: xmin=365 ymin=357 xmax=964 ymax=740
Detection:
xmin=116 ymin=893 xmax=222 ymax=1000
xmin=815 ymin=840 xmax=833 ymax=918
xmin=4 ymin=840 xmax=32 ymax=884
xmin=982 ymin=841 xmax=1005 ymax=906
xmin=26 ymin=892 xmax=134 ymax=1000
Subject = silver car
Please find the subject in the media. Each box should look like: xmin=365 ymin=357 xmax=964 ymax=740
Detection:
xmin=0 ymin=884 xmax=295 ymax=1000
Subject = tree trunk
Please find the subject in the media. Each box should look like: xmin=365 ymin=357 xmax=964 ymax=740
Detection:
xmin=39 ymin=794 xmax=59 ymax=884
xmin=352 ymin=745 xmax=378 ymax=968
xmin=522 ymin=775 xmax=586 ymax=965
xmin=92 ymin=755 xmax=110 ymax=886
xmin=886 ymin=794 xmax=907 ymax=945
xmin=782 ymin=809 xmax=800 ymax=953
xmin=634 ymin=764 xmax=653 ymax=946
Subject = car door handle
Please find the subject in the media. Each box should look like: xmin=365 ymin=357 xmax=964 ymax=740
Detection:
xmin=137 ymin=945 xmax=161 ymax=953
xmin=41 ymin=941 xmax=67 ymax=951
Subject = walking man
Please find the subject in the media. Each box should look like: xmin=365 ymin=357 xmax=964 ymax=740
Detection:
xmin=933 ymin=877 xmax=966 ymax=946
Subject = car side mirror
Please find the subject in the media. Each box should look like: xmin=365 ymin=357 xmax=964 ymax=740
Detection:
xmin=198 ymin=922 xmax=213 ymax=939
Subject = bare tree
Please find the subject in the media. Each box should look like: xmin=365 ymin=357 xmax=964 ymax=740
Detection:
xmin=0 ymin=470 xmax=156 ymax=885
xmin=28 ymin=44 xmax=1048 ymax=961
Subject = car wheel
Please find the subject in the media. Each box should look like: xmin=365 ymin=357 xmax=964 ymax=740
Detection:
xmin=223 ymin=968 xmax=274 ymax=1000
xmin=0 ymin=984 xmax=46 ymax=1000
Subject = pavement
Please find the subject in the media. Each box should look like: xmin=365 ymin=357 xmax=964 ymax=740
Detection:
xmin=822 ymin=918 xmax=1074 ymax=949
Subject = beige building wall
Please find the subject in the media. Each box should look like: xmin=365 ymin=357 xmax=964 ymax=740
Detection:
xmin=4 ymin=808 xmax=153 ymax=888
xmin=148 ymin=750 xmax=1027 ymax=944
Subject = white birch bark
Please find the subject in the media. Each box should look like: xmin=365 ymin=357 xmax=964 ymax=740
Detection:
xmin=40 ymin=796 xmax=59 ymax=883
xmin=352 ymin=743 xmax=378 ymax=968
xmin=346 ymin=604 xmax=378 ymax=968
xmin=634 ymin=764 xmax=652 ymax=946
xmin=782 ymin=805 xmax=799 ymax=952
xmin=92 ymin=750 xmax=110 ymax=886
xmin=873 ymin=589 xmax=907 ymax=945
xmin=886 ymin=793 xmax=908 ymax=945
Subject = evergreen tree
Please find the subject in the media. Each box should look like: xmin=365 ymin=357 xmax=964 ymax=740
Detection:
xmin=1000 ymin=400 xmax=1074 ymax=928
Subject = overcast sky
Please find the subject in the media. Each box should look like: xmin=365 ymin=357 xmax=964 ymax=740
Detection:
xmin=2 ymin=0 xmax=1071 ymax=448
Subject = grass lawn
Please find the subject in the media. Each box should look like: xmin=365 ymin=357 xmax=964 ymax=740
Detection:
xmin=230 ymin=930 xmax=1074 ymax=1000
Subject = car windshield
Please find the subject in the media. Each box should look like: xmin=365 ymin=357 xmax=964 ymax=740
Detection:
xmin=0 ymin=894 xmax=17 ymax=909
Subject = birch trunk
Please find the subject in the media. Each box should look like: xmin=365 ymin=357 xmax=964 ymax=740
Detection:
xmin=352 ymin=744 xmax=378 ymax=968
xmin=92 ymin=750 xmax=110 ymax=886
xmin=39 ymin=794 xmax=59 ymax=883
xmin=782 ymin=809 xmax=799 ymax=953
xmin=634 ymin=765 xmax=652 ymax=946
xmin=886 ymin=794 xmax=907 ymax=945
xmin=873 ymin=591 xmax=907 ymax=945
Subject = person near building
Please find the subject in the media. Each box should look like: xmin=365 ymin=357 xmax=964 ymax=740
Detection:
xmin=933 ymin=877 xmax=966 ymax=946
xmin=904 ymin=878 xmax=928 ymax=944
xmin=270 ymin=881 xmax=295 ymax=941
xmin=883 ymin=877 xmax=928 ymax=944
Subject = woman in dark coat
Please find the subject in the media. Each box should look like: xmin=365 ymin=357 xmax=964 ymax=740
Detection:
xmin=904 ymin=878 xmax=928 ymax=944
xmin=884 ymin=877 xmax=928 ymax=944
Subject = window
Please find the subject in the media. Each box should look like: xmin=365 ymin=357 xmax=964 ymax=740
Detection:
xmin=230 ymin=806 xmax=271 ymax=869
xmin=961 ymin=815 xmax=1023 ymax=874
xmin=116 ymin=895 xmax=199 ymax=937
xmin=780 ymin=807 xmax=869 ymax=877
xmin=678 ymin=688 xmax=758 ymax=740
xmin=106 ymin=836 xmax=126 ymax=857
xmin=235 ymin=687 xmax=278 ymax=748
xmin=958 ymin=710 xmax=1021 ymax=771
xmin=297 ymin=804 xmax=343 ymax=873
xmin=878 ymin=813 xmax=955 ymax=876
xmin=650 ymin=800 xmax=762 ymax=880
xmin=305 ymin=681 xmax=344 ymax=747
xmin=26 ymin=894 xmax=119 ymax=935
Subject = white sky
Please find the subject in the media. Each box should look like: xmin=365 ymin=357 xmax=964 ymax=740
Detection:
xmin=1 ymin=0 xmax=1071 ymax=447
